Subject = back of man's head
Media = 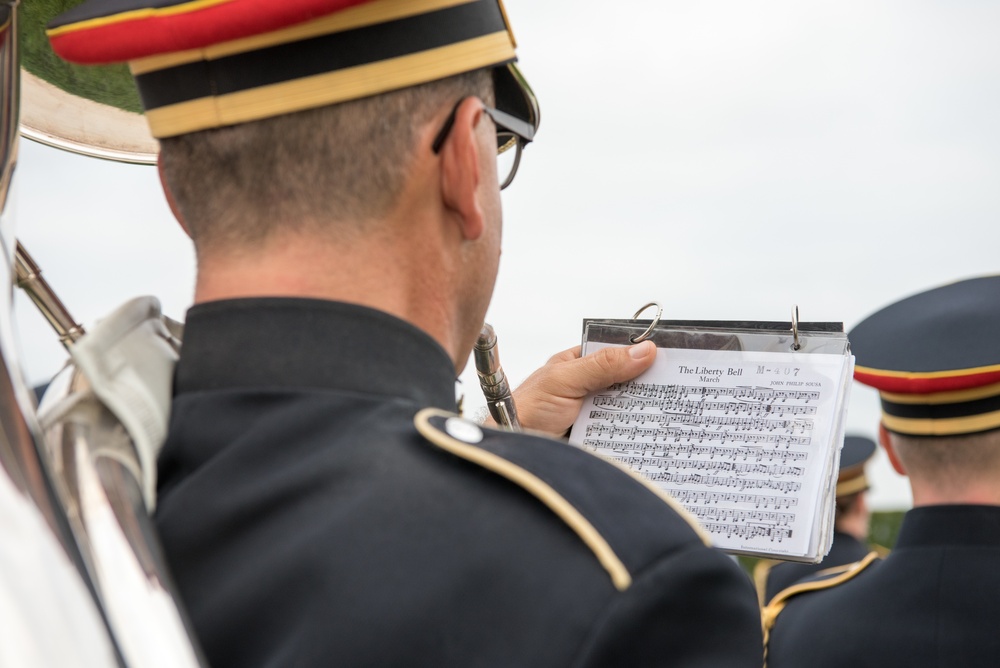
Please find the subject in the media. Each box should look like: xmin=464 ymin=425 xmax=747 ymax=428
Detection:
xmin=159 ymin=69 xmax=493 ymax=253
xmin=887 ymin=430 xmax=1000 ymax=502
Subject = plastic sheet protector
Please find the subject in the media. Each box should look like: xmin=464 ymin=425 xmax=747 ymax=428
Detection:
xmin=569 ymin=318 xmax=854 ymax=562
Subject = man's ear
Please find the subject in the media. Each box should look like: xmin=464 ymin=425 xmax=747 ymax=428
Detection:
xmin=438 ymin=98 xmax=485 ymax=241
xmin=158 ymin=155 xmax=192 ymax=238
xmin=879 ymin=422 xmax=907 ymax=476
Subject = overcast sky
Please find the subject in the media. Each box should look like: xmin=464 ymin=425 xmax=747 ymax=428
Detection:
xmin=10 ymin=0 xmax=1000 ymax=509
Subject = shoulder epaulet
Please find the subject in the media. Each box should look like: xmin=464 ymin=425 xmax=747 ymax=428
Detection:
xmin=414 ymin=407 xmax=709 ymax=593
xmin=872 ymin=542 xmax=891 ymax=558
xmin=762 ymin=551 xmax=879 ymax=646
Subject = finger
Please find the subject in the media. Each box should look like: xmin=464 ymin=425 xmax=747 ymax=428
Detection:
xmin=551 ymin=341 xmax=657 ymax=396
xmin=546 ymin=345 xmax=581 ymax=365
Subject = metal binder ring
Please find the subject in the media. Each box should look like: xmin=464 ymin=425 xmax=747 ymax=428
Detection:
xmin=791 ymin=305 xmax=801 ymax=351
xmin=630 ymin=302 xmax=662 ymax=343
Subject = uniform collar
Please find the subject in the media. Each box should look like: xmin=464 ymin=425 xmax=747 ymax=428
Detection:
xmin=895 ymin=505 xmax=1000 ymax=549
xmin=175 ymin=298 xmax=458 ymax=411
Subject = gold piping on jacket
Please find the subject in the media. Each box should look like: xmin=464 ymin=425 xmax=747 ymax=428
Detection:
xmin=761 ymin=551 xmax=879 ymax=664
xmin=415 ymin=408 xmax=632 ymax=592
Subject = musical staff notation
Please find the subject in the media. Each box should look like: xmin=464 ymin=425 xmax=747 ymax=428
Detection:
xmin=702 ymin=522 xmax=794 ymax=543
xmin=584 ymin=442 xmax=806 ymax=466
xmin=570 ymin=339 xmax=853 ymax=559
xmin=643 ymin=471 xmax=802 ymax=493
xmin=688 ymin=506 xmax=796 ymax=526
xmin=580 ymin=375 xmax=817 ymax=545
xmin=607 ymin=381 xmax=821 ymax=404
xmin=582 ymin=425 xmax=812 ymax=449
xmin=587 ymin=443 xmax=806 ymax=474
xmin=579 ymin=376 xmax=818 ymax=539
xmin=592 ymin=394 xmax=818 ymax=417
xmin=586 ymin=409 xmax=813 ymax=434
xmin=669 ymin=490 xmax=799 ymax=509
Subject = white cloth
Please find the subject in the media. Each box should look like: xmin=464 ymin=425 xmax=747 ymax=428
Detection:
xmin=38 ymin=296 xmax=181 ymax=510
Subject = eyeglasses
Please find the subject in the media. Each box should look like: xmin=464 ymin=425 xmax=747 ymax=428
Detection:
xmin=431 ymin=98 xmax=535 ymax=190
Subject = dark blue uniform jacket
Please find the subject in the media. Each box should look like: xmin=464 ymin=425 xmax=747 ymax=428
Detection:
xmin=767 ymin=505 xmax=1000 ymax=667
xmin=156 ymin=299 xmax=763 ymax=668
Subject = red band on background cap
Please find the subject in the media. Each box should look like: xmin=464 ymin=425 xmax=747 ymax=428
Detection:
xmin=854 ymin=368 xmax=1000 ymax=395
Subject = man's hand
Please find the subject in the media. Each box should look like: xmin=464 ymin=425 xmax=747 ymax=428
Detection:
xmin=495 ymin=340 xmax=657 ymax=438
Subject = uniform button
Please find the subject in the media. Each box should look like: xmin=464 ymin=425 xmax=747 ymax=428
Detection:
xmin=445 ymin=417 xmax=484 ymax=444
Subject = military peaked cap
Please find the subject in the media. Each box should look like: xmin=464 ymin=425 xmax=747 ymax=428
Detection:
xmin=850 ymin=275 xmax=1000 ymax=436
xmin=48 ymin=0 xmax=538 ymax=139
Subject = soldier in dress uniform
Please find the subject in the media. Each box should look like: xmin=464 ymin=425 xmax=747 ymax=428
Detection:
xmin=765 ymin=275 xmax=1000 ymax=667
xmin=754 ymin=435 xmax=880 ymax=604
xmin=49 ymin=2 xmax=763 ymax=666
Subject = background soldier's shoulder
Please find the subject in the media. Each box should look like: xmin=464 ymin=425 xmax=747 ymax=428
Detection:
xmin=763 ymin=551 xmax=880 ymax=644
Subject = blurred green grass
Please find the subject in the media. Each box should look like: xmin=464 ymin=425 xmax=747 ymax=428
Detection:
xmin=20 ymin=0 xmax=142 ymax=113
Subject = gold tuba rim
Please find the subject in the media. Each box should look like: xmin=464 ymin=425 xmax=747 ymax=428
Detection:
xmin=20 ymin=68 xmax=157 ymax=164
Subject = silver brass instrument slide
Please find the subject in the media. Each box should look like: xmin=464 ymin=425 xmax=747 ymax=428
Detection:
xmin=474 ymin=323 xmax=521 ymax=431
xmin=15 ymin=242 xmax=85 ymax=347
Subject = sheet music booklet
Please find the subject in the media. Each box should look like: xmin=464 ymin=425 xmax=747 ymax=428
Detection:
xmin=568 ymin=316 xmax=854 ymax=562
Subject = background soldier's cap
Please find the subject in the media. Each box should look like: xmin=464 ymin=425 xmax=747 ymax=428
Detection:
xmin=850 ymin=275 xmax=1000 ymax=436
xmin=47 ymin=0 xmax=538 ymax=140
xmin=836 ymin=435 xmax=875 ymax=497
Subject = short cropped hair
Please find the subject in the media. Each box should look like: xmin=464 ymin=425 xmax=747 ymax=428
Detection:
xmin=890 ymin=429 xmax=1000 ymax=490
xmin=159 ymin=68 xmax=493 ymax=252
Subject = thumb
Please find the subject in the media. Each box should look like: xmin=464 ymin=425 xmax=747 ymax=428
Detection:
xmin=563 ymin=340 xmax=657 ymax=396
